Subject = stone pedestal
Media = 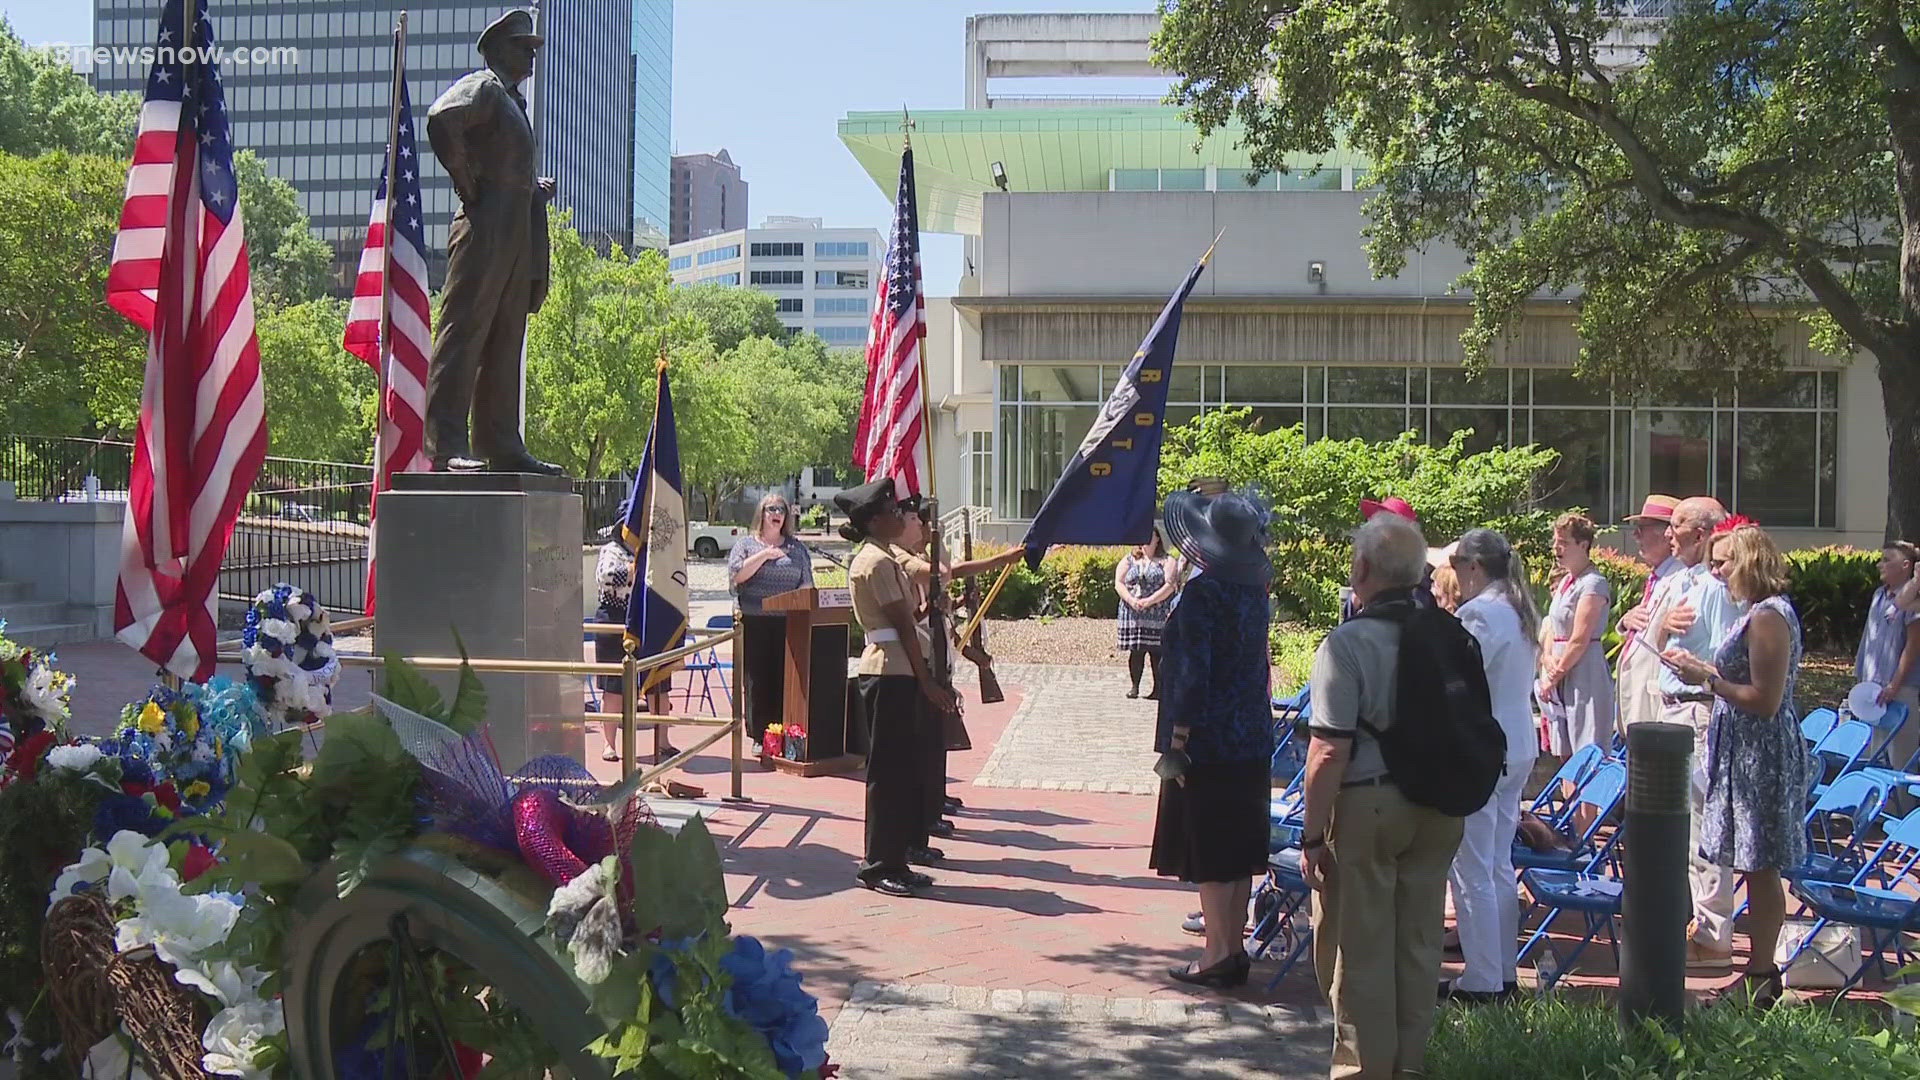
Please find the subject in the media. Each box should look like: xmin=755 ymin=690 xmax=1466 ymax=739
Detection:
xmin=374 ymin=473 xmax=582 ymax=769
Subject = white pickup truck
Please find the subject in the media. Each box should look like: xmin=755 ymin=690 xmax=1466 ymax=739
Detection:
xmin=688 ymin=521 xmax=742 ymax=559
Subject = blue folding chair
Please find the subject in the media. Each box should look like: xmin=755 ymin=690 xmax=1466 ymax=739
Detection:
xmin=1248 ymin=845 xmax=1315 ymax=989
xmin=1522 ymin=744 xmax=1608 ymax=833
xmin=1801 ymin=707 xmax=1840 ymax=747
xmin=1864 ymin=702 xmax=1914 ymax=768
xmin=1515 ymin=759 xmax=1628 ymax=874
xmin=677 ymin=614 xmax=735 ymax=715
xmin=1857 ymin=740 xmax=1920 ymax=801
xmin=1786 ymin=810 xmax=1920 ymax=996
xmin=1792 ymin=772 xmax=1893 ymax=886
xmin=1809 ymin=720 xmax=1877 ymax=798
xmin=1517 ymin=847 xmax=1624 ymax=991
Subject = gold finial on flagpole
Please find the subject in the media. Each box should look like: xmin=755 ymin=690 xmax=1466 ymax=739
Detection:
xmin=901 ymin=105 xmax=915 ymax=149
xmin=1200 ymin=228 xmax=1226 ymax=266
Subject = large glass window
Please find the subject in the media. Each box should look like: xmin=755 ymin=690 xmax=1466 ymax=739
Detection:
xmin=815 ymin=241 xmax=871 ymax=258
xmin=750 ymin=242 xmax=802 ymax=257
xmin=695 ymin=244 xmax=739 ymax=266
xmin=750 ymin=270 xmax=804 ymax=286
xmin=990 ymin=362 xmax=1841 ymax=524
xmin=816 ymin=270 xmax=869 ymax=289
xmin=815 ymin=326 xmax=867 ymax=346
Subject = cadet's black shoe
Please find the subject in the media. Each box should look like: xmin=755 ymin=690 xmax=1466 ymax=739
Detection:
xmin=944 ymin=796 xmax=964 ymax=813
xmin=905 ymin=870 xmax=934 ymax=888
xmin=906 ymin=845 xmax=944 ymax=865
xmin=858 ymin=873 xmax=918 ymax=897
xmin=929 ymin=818 xmax=956 ymax=839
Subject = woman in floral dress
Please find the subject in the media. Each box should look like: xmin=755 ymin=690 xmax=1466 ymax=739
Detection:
xmin=1663 ymin=522 xmax=1808 ymax=1008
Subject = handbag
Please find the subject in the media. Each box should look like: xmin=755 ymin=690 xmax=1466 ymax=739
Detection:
xmin=1776 ymin=918 xmax=1861 ymax=989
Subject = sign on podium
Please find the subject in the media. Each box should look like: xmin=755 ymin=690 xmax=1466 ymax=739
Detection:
xmin=757 ymin=586 xmax=860 ymax=776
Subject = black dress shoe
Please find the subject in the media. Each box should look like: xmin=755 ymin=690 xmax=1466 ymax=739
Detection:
xmin=1169 ymin=952 xmax=1250 ymax=989
xmin=486 ymin=452 xmax=566 ymax=476
xmin=906 ymin=844 xmax=944 ymax=865
xmin=928 ymin=818 xmax=955 ymax=839
xmin=943 ymin=796 xmax=963 ymax=813
xmin=433 ymin=454 xmax=486 ymax=472
xmin=858 ymin=873 xmax=917 ymax=897
xmin=1438 ymin=980 xmax=1517 ymax=1004
xmin=905 ymin=870 xmax=933 ymax=888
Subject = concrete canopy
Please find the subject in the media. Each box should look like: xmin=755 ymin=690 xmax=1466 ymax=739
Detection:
xmin=838 ymin=107 xmax=1365 ymax=235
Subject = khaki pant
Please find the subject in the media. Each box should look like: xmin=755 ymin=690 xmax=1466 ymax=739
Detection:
xmin=1314 ymin=783 xmax=1465 ymax=1079
xmin=1666 ymin=698 xmax=1737 ymax=949
xmin=1614 ymin=639 xmax=1664 ymax=736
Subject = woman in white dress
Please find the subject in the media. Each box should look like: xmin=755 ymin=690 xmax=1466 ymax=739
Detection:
xmin=1439 ymin=528 xmax=1541 ymax=1003
xmin=1540 ymin=513 xmax=1616 ymax=759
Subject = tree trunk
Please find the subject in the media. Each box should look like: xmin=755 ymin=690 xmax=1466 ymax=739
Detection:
xmin=585 ymin=431 xmax=606 ymax=479
xmin=1877 ymin=337 xmax=1920 ymax=543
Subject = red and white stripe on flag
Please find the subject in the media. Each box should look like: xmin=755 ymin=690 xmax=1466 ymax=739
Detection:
xmin=343 ymin=74 xmax=432 ymax=616
xmin=854 ymin=145 xmax=929 ymax=497
xmin=104 ymin=0 xmax=268 ymax=682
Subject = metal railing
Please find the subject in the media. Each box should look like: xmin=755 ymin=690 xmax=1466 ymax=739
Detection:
xmin=213 ymin=624 xmax=748 ymax=798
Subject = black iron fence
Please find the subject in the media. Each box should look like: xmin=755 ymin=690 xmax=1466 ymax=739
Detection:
xmin=2 ymin=435 xmax=644 ymax=615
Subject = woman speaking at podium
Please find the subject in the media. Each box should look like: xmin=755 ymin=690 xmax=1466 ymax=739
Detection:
xmin=728 ymin=493 xmax=816 ymax=741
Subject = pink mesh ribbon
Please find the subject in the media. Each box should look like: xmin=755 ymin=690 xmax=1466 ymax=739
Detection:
xmin=512 ymin=788 xmax=617 ymax=886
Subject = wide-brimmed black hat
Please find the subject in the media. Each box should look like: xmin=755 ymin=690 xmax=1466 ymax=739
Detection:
xmin=478 ymin=9 xmax=543 ymax=52
xmin=833 ymin=478 xmax=897 ymax=528
xmin=1162 ymin=484 xmax=1272 ymax=588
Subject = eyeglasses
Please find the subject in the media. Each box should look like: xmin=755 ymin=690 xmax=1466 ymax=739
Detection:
xmin=765 ymin=506 xmax=788 ymax=516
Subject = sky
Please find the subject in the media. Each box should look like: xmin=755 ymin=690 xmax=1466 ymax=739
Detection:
xmin=1 ymin=0 xmax=1166 ymax=293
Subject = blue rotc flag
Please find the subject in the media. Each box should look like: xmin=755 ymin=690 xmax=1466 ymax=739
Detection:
xmin=623 ymin=362 xmax=689 ymax=691
xmin=1021 ymin=240 xmax=1217 ymax=565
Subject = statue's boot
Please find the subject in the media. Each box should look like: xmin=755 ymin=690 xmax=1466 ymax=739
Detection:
xmin=432 ymin=454 xmax=487 ymax=472
xmin=487 ymin=451 xmax=565 ymax=477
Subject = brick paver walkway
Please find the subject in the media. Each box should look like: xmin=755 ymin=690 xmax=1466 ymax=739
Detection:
xmin=970 ymin=663 xmax=1161 ymax=795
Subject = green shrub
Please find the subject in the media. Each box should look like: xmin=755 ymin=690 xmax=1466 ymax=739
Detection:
xmin=1058 ymin=548 xmax=1127 ymax=618
xmin=1162 ymin=409 xmax=1562 ymax=626
xmin=1426 ymin=993 xmax=1920 ymax=1079
xmin=1789 ymin=546 xmax=1879 ymax=652
xmin=797 ymin=503 xmax=827 ymax=531
xmin=1270 ymin=622 xmax=1324 ymax=694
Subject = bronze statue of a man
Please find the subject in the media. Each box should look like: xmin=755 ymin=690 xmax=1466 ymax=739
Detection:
xmin=424 ymin=8 xmax=562 ymax=476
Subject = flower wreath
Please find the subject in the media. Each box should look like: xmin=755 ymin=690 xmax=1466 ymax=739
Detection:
xmin=241 ymin=584 xmax=339 ymax=726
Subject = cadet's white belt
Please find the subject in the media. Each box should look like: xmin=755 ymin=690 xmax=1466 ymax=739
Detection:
xmin=866 ymin=628 xmax=901 ymax=644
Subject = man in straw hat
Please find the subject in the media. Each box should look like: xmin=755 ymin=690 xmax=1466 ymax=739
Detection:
xmin=424 ymin=8 xmax=561 ymax=475
xmin=835 ymin=479 xmax=958 ymax=897
xmin=1613 ymin=494 xmax=1682 ymax=734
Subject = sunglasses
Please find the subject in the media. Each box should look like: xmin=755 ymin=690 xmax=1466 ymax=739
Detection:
xmin=764 ymin=506 xmax=788 ymax=516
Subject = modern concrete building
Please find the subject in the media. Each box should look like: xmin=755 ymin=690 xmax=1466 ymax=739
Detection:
xmin=92 ymin=0 xmax=673 ymax=282
xmin=667 ymin=219 xmax=883 ymax=348
xmin=670 ymin=149 xmax=749 ymax=243
xmin=837 ymin=11 xmax=1887 ymax=548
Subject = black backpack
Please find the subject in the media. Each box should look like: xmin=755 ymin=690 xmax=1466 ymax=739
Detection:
xmin=1353 ymin=600 xmax=1506 ymax=816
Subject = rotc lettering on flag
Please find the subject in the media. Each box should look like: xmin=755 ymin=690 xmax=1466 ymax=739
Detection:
xmin=1020 ymin=239 xmax=1218 ymax=564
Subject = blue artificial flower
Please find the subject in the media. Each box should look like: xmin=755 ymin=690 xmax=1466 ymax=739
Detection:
xmin=720 ymin=936 xmax=828 ymax=1078
xmin=94 ymin=791 xmax=166 ymax=838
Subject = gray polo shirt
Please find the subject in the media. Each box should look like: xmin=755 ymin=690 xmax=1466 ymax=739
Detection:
xmin=1308 ymin=615 xmax=1400 ymax=783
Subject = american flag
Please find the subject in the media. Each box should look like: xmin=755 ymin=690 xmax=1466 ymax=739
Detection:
xmin=343 ymin=64 xmax=431 ymax=616
xmin=105 ymin=0 xmax=268 ymax=682
xmin=854 ymin=146 xmax=929 ymax=496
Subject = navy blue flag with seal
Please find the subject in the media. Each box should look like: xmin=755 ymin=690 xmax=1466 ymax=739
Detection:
xmin=1020 ymin=239 xmax=1218 ymax=566
xmin=623 ymin=361 xmax=689 ymax=693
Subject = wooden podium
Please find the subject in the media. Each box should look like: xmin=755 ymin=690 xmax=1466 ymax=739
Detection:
xmin=757 ymin=585 xmax=860 ymax=776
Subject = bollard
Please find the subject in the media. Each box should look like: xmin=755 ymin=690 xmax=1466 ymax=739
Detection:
xmin=1620 ymin=721 xmax=1694 ymax=1031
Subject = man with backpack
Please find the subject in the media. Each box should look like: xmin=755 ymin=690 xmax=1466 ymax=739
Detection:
xmin=1301 ymin=513 xmax=1502 ymax=1079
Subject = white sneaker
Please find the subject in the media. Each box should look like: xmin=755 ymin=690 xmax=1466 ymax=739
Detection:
xmin=1182 ymin=912 xmax=1205 ymax=935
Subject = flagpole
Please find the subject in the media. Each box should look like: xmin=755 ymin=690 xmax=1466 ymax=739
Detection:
xmin=373 ymin=12 xmax=406 ymax=503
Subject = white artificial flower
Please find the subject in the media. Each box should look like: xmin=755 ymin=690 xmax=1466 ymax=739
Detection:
xmin=50 ymin=846 xmax=112 ymax=911
xmin=102 ymin=831 xmax=176 ymax=904
xmin=311 ymin=638 xmax=335 ymax=661
xmin=173 ymin=959 xmax=269 ymax=1008
xmin=47 ymin=743 xmax=103 ymax=774
xmin=115 ymin=887 xmax=240 ymax=970
xmin=5 ymin=1007 xmax=30 ymax=1063
xmin=23 ymin=664 xmax=70 ymax=721
xmin=83 ymin=1032 xmax=153 ymax=1079
xmin=200 ymin=999 xmax=283 ymax=1079
xmin=258 ymin=618 xmax=297 ymax=645
xmin=283 ymin=600 xmax=311 ymax=623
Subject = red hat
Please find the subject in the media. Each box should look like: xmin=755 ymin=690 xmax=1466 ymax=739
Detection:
xmin=1623 ymin=494 xmax=1680 ymax=525
xmin=1360 ymin=496 xmax=1418 ymax=523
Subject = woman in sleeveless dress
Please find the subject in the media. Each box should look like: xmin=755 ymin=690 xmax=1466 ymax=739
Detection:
xmin=1540 ymin=513 xmax=1615 ymax=759
xmin=1663 ymin=522 xmax=1808 ymax=1009
xmin=1116 ymin=528 xmax=1179 ymax=699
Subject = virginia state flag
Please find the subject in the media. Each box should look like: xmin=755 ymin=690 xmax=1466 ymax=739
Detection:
xmin=1021 ymin=241 xmax=1217 ymax=565
xmin=623 ymin=362 xmax=689 ymax=691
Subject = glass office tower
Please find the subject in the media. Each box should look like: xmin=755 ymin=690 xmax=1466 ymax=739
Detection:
xmin=630 ymin=0 xmax=671 ymax=250
xmin=93 ymin=0 xmax=671 ymax=285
